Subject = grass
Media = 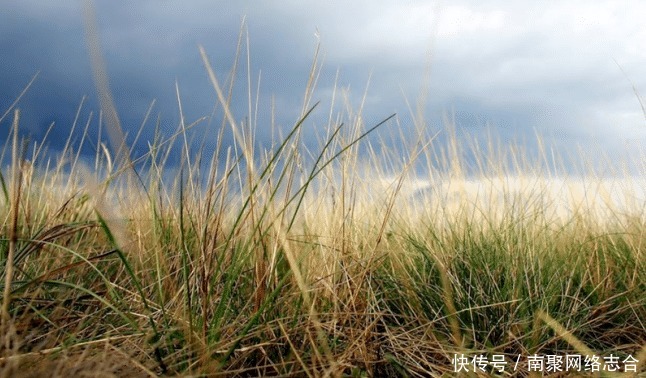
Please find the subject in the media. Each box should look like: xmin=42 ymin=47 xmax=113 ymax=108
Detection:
xmin=0 ymin=27 xmax=645 ymax=377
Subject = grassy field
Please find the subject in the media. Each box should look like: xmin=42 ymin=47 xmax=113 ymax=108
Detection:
xmin=0 ymin=44 xmax=645 ymax=377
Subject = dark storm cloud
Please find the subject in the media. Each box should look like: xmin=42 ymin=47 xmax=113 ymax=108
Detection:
xmin=1 ymin=2 xmax=92 ymax=140
xmin=1 ymin=1 xmax=645 ymax=173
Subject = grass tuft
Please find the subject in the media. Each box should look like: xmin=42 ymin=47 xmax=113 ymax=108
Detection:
xmin=0 ymin=29 xmax=644 ymax=377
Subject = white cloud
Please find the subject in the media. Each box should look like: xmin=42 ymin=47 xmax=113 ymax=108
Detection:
xmin=437 ymin=5 xmax=506 ymax=36
xmin=3 ymin=1 xmax=645 ymax=168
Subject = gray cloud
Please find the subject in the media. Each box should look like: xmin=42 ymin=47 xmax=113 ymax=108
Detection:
xmin=1 ymin=1 xmax=644 ymax=174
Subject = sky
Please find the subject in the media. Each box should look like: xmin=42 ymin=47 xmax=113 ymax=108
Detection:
xmin=2 ymin=1 xmax=645 ymax=176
